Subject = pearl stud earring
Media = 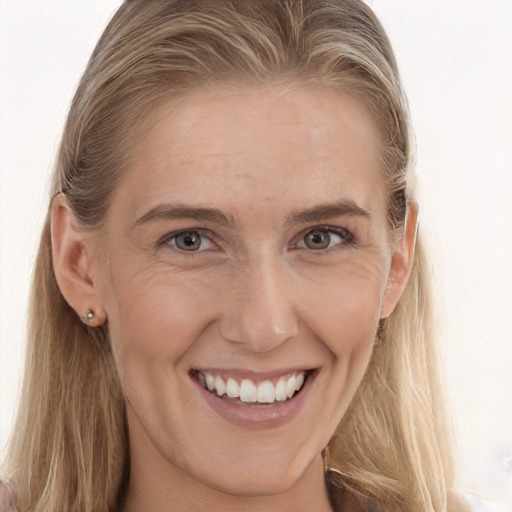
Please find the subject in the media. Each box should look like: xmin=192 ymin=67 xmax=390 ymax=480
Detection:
xmin=81 ymin=309 xmax=95 ymax=325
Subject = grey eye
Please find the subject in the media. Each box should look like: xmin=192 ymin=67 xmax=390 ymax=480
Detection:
xmin=303 ymin=230 xmax=332 ymax=249
xmin=174 ymin=231 xmax=204 ymax=251
xmin=301 ymin=228 xmax=350 ymax=250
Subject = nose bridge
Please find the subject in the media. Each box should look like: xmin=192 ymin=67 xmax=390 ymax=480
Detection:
xmin=219 ymin=252 xmax=298 ymax=352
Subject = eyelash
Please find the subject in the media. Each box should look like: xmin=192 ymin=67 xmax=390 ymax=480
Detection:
xmin=158 ymin=226 xmax=354 ymax=255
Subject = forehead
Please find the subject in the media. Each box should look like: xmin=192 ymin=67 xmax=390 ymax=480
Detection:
xmin=113 ymin=82 xmax=385 ymax=222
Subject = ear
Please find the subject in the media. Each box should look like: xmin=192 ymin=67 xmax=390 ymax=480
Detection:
xmin=380 ymin=201 xmax=419 ymax=319
xmin=51 ymin=193 xmax=107 ymax=326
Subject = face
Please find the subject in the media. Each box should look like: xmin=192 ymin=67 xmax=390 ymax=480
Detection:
xmin=92 ymin=83 xmax=410 ymax=499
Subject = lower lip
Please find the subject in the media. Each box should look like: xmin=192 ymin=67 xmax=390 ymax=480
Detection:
xmin=192 ymin=372 xmax=316 ymax=430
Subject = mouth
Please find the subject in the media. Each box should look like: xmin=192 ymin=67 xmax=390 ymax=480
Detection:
xmin=190 ymin=369 xmax=315 ymax=406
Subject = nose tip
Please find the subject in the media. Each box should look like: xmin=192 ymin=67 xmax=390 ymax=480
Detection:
xmin=219 ymin=303 xmax=299 ymax=353
xmin=218 ymin=265 xmax=299 ymax=353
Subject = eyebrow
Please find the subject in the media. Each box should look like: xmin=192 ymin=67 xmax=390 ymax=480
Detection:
xmin=134 ymin=203 xmax=235 ymax=228
xmin=284 ymin=200 xmax=371 ymax=225
xmin=133 ymin=199 xmax=371 ymax=229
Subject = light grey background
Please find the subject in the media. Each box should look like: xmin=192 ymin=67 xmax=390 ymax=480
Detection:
xmin=1 ymin=1 xmax=511 ymax=509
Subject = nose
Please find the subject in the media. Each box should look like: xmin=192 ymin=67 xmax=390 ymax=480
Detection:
xmin=218 ymin=258 xmax=299 ymax=353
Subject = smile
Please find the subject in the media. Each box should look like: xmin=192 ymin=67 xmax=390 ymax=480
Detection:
xmin=191 ymin=370 xmax=310 ymax=405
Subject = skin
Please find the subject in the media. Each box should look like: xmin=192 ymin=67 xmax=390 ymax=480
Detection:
xmin=52 ymin=82 xmax=417 ymax=512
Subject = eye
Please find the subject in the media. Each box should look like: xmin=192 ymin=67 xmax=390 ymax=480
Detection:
xmin=165 ymin=230 xmax=214 ymax=252
xmin=299 ymin=227 xmax=352 ymax=250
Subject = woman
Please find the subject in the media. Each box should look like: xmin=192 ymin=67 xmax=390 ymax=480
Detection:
xmin=0 ymin=1 xmax=469 ymax=511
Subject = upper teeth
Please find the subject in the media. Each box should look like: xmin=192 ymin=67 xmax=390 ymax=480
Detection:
xmin=199 ymin=371 xmax=306 ymax=404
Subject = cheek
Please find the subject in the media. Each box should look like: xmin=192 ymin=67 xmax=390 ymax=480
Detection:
xmin=104 ymin=266 xmax=216 ymax=377
xmin=293 ymin=264 xmax=386 ymax=434
xmin=103 ymin=269 xmax=220 ymax=431
xmin=301 ymin=258 xmax=388 ymax=351
xmin=321 ymin=284 xmax=380 ymax=378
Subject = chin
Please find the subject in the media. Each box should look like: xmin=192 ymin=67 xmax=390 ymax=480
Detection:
xmin=182 ymin=446 xmax=318 ymax=498
xmin=200 ymin=468 xmax=299 ymax=497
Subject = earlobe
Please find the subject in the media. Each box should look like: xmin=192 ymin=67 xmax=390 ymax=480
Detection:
xmin=380 ymin=201 xmax=419 ymax=319
xmin=51 ymin=194 xmax=106 ymax=327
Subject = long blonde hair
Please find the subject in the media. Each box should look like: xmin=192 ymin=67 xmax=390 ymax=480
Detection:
xmin=2 ymin=1 xmax=467 ymax=511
